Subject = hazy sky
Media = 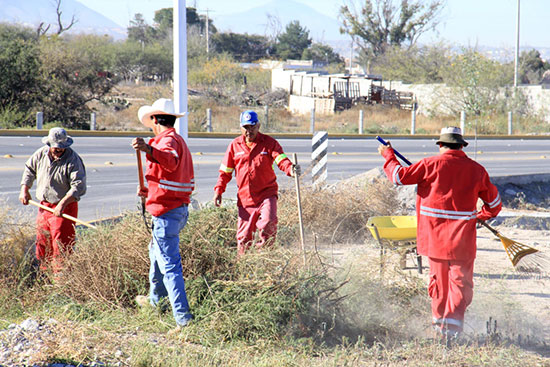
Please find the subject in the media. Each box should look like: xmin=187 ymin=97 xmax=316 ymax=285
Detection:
xmin=76 ymin=0 xmax=549 ymax=48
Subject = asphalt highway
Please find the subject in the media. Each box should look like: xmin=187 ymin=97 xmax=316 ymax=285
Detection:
xmin=2 ymin=135 xmax=550 ymax=222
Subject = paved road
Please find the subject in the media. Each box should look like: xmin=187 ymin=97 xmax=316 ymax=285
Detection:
xmin=2 ymin=135 xmax=550 ymax=222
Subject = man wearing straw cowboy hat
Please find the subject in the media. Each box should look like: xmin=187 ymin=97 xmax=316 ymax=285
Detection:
xmin=19 ymin=127 xmax=87 ymax=273
xmin=378 ymin=126 xmax=502 ymax=341
xmin=132 ymin=98 xmax=195 ymax=329
xmin=213 ymin=110 xmax=299 ymax=256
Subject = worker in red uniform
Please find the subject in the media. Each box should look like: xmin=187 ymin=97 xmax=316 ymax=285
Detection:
xmin=213 ymin=110 xmax=299 ymax=256
xmin=378 ymin=127 xmax=501 ymax=340
xmin=132 ymin=98 xmax=195 ymax=328
xmin=20 ymin=127 xmax=86 ymax=273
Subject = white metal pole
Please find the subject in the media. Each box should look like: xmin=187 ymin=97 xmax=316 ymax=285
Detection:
xmin=174 ymin=0 xmax=189 ymax=141
xmin=514 ymin=0 xmax=520 ymax=88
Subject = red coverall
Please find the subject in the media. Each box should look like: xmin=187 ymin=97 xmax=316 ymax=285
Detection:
xmin=382 ymin=148 xmax=502 ymax=334
xmin=36 ymin=201 xmax=78 ymax=271
xmin=214 ymin=133 xmax=293 ymax=255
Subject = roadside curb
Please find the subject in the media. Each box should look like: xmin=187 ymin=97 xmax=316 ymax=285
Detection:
xmin=3 ymin=129 xmax=550 ymax=140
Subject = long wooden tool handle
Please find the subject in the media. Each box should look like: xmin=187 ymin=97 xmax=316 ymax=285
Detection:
xmin=28 ymin=200 xmax=97 ymax=230
xmin=136 ymin=150 xmax=146 ymax=208
xmin=293 ymin=153 xmax=307 ymax=266
xmin=478 ymin=220 xmax=500 ymax=237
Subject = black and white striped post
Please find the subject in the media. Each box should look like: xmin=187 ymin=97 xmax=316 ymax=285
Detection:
xmin=311 ymin=131 xmax=328 ymax=187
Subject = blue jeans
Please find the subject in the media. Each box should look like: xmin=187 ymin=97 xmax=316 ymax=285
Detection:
xmin=149 ymin=204 xmax=192 ymax=326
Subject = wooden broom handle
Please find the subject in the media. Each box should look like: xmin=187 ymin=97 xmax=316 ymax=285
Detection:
xmin=28 ymin=200 xmax=97 ymax=230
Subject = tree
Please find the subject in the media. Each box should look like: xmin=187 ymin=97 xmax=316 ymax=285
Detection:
xmin=339 ymin=0 xmax=445 ymax=71
xmin=36 ymin=0 xmax=77 ymax=36
xmin=442 ymin=49 xmax=512 ymax=117
xmin=212 ymin=33 xmax=273 ymax=62
xmin=37 ymin=35 xmax=118 ymax=128
xmin=127 ymin=13 xmax=156 ymax=45
xmin=0 ymin=24 xmax=40 ymax=127
xmin=519 ymin=49 xmax=550 ymax=84
xmin=371 ymin=43 xmax=450 ymax=83
xmin=302 ymin=43 xmax=344 ymax=65
xmin=275 ymin=21 xmax=312 ymax=60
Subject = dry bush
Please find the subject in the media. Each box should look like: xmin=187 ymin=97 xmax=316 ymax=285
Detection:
xmin=278 ymin=176 xmax=400 ymax=244
xmin=54 ymin=207 xmax=238 ymax=307
xmin=53 ymin=213 xmax=151 ymax=308
xmin=0 ymin=203 xmax=36 ymax=298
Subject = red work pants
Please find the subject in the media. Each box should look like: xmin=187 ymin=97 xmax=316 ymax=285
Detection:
xmin=428 ymin=257 xmax=474 ymax=333
xmin=237 ymin=195 xmax=277 ymax=256
xmin=36 ymin=201 xmax=78 ymax=272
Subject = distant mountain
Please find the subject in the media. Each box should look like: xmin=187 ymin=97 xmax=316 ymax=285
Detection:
xmin=212 ymin=0 xmax=348 ymax=45
xmin=0 ymin=0 xmax=126 ymax=40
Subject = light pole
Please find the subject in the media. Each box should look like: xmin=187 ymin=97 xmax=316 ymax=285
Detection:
xmin=513 ymin=0 xmax=520 ymax=88
xmin=173 ymin=0 xmax=189 ymax=141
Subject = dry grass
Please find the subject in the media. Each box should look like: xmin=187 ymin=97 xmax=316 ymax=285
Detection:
xmin=0 ymin=202 xmax=36 ymax=297
xmin=278 ymin=176 xmax=401 ymax=244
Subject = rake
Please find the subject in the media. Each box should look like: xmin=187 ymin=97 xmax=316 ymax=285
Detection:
xmin=479 ymin=220 xmax=540 ymax=269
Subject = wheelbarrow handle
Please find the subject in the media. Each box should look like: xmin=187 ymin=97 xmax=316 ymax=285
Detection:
xmin=376 ymin=136 xmax=413 ymax=166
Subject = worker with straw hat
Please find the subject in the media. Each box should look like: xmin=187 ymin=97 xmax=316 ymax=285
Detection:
xmin=19 ymin=127 xmax=87 ymax=273
xmin=132 ymin=98 xmax=195 ymax=330
xmin=378 ymin=126 xmax=502 ymax=342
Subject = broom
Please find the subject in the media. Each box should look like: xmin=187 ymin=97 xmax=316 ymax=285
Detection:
xmin=376 ymin=136 xmax=543 ymax=270
xmin=478 ymin=220 xmax=544 ymax=271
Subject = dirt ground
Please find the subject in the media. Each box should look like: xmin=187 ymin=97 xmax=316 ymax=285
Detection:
xmin=333 ymin=172 xmax=550 ymax=350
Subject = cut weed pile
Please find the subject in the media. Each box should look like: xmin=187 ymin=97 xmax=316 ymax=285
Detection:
xmin=1 ymin=182 xmax=549 ymax=366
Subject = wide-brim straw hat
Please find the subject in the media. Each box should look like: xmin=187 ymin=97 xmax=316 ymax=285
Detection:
xmin=137 ymin=98 xmax=185 ymax=128
xmin=42 ymin=127 xmax=73 ymax=148
xmin=436 ymin=126 xmax=468 ymax=147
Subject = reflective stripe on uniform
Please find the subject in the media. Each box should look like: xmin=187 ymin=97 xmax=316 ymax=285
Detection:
xmin=159 ymin=179 xmax=194 ymax=188
xmin=487 ymin=193 xmax=501 ymax=208
xmin=159 ymin=179 xmax=194 ymax=192
xmin=159 ymin=184 xmax=193 ymax=192
xmin=219 ymin=164 xmax=234 ymax=173
xmin=420 ymin=206 xmax=476 ymax=220
xmin=169 ymin=150 xmax=179 ymax=158
xmin=433 ymin=317 xmax=463 ymax=328
xmin=392 ymin=166 xmax=402 ymax=185
xmin=274 ymin=153 xmax=288 ymax=165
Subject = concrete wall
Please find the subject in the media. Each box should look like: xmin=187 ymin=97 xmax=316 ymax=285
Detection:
xmin=273 ymin=68 xmax=550 ymax=122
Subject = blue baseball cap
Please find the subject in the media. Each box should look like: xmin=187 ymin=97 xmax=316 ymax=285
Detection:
xmin=240 ymin=110 xmax=259 ymax=126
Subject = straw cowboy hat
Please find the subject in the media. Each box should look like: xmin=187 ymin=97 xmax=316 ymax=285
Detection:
xmin=137 ymin=98 xmax=185 ymax=128
xmin=436 ymin=126 xmax=468 ymax=147
xmin=42 ymin=127 xmax=73 ymax=148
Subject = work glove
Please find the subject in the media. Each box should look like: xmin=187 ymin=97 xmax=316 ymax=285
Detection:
xmin=292 ymin=164 xmax=301 ymax=177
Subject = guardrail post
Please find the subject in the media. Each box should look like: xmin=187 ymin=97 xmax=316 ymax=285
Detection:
xmin=206 ymin=108 xmax=212 ymax=132
xmin=264 ymin=105 xmax=269 ymax=130
xmin=410 ymin=103 xmax=417 ymax=135
xmin=36 ymin=112 xmax=43 ymax=130
xmin=312 ymin=131 xmax=328 ymax=187
xmin=460 ymin=111 xmax=466 ymax=133
xmin=508 ymin=111 xmax=513 ymax=135
xmin=358 ymin=110 xmax=364 ymax=134
xmin=90 ymin=112 xmax=96 ymax=131
xmin=310 ymin=107 xmax=315 ymax=134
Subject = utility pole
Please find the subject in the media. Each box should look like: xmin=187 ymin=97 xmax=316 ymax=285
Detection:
xmin=205 ymin=8 xmax=210 ymax=55
xmin=349 ymin=37 xmax=354 ymax=74
xmin=514 ymin=0 xmax=520 ymax=88
xmin=173 ymin=0 xmax=189 ymax=141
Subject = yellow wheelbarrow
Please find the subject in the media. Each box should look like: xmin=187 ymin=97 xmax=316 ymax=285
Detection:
xmin=367 ymin=216 xmax=423 ymax=274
